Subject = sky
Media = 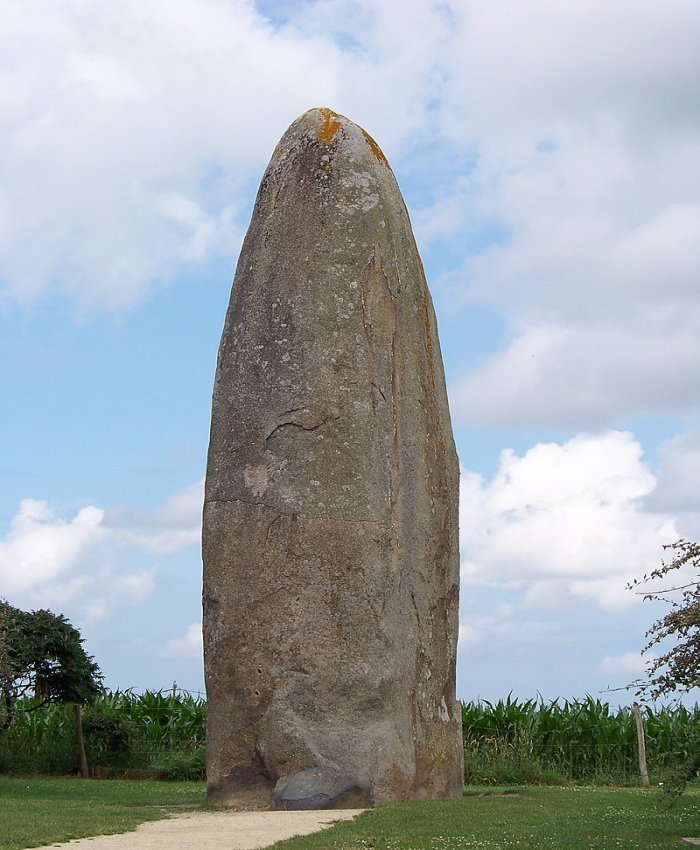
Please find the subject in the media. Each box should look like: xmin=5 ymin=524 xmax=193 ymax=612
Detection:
xmin=1 ymin=0 xmax=699 ymax=706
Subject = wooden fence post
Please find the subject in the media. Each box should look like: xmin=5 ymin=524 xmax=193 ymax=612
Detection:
xmin=632 ymin=702 xmax=650 ymax=787
xmin=74 ymin=703 xmax=89 ymax=779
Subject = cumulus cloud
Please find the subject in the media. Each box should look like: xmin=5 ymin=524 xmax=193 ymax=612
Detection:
xmin=106 ymin=479 xmax=203 ymax=555
xmin=3 ymin=0 xmax=698 ymax=449
xmin=0 ymin=0 xmax=452 ymax=312
xmin=0 ymin=479 xmax=202 ymax=619
xmin=423 ymin=2 xmax=700 ymax=428
xmin=458 ymin=612 xmax=559 ymax=653
xmin=440 ymin=0 xmax=700 ymax=145
xmin=451 ymin=319 xmax=700 ymax=427
xmin=0 ymin=0 xmax=330 ymax=308
xmin=0 ymin=499 xmax=106 ymax=597
xmin=460 ymin=431 xmax=679 ymax=614
xmin=599 ymin=651 xmax=649 ymax=678
xmin=647 ymin=430 xmax=700 ymax=513
xmin=161 ymin=622 xmax=203 ymax=659
xmin=446 ymin=180 xmax=700 ymax=426
xmin=645 ymin=430 xmax=700 ymax=540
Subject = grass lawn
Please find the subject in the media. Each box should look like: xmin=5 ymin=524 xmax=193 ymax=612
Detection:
xmin=2 ymin=781 xmax=700 ymax=850
xmin=0 ymin=776 xmax=205 ymax=850
xmin=271 ymin=786 xmax=700 ymax=850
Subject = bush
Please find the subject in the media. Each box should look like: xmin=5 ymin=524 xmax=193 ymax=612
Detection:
xmin=151 ymin=747 xmax=206 ymax=781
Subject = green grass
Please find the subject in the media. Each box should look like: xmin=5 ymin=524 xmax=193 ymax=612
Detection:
xmin=3 ymin=780 xmax=700 ymax=850
xmin=0 ymin=776 xmax=206 ymax=850
xmin=269 ymin=787 xmax=700 ymax=850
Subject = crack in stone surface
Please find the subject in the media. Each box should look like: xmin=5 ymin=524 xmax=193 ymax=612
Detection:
xmin=265 ymin=416 xmax=331 ymax=445
xmin=205 ymin=496 xmax=388 ymax=528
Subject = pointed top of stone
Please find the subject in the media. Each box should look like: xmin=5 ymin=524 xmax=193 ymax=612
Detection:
xmin=258 ymin=107 xmax=405 ymax=232
xmin=269 ymin=107 xmax=391 ymax=176
xmin=297 ymin=107 xmax=389 ymax=162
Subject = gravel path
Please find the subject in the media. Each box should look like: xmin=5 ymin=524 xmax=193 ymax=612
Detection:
xmin=48 ymin=810 xmax=364 ymax=850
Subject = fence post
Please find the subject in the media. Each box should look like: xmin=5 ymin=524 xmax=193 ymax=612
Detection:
xmin=74 ymin=703 xmax=89 ymax=779
xmin=632 ymin=702 xmax=650 ymax=787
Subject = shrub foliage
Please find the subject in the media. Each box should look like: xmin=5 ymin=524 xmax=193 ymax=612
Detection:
xmin=630 ymin=539 xmax=700 ymax=700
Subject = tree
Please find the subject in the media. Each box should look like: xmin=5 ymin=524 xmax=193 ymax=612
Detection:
xmin=630 ymin=540 xmax=700 ymax=798
xmin=630 ymin=539 xmax=700 ymax=701
xmin=0 ymin=600 xmax=103 ymax=731
xmin=0 ymin=604 xmax=12 ymax=729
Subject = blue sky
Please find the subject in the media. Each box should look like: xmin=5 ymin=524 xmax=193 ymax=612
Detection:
xmin=1 ymin=0 xmax=699 ymax=705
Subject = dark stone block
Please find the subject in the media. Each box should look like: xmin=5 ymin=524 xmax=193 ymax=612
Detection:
xmin=271 ymin=766 xmax=373 ymax=811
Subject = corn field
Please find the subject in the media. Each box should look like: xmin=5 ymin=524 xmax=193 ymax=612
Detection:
xmin=462 ymin=695 xmax=700 ymax=785
xmin=2 ymin=692 xmax=699 ymax=785
xmin=0 ymin=690 xmax=206 ymax=779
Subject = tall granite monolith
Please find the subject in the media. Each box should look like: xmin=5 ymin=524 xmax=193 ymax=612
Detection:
xmin=203 ymin=107 xmax=463 ymax=805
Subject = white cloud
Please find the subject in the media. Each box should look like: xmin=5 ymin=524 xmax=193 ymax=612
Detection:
xmin=458 ymin=612 xmax=559 ymax=654
xmin=0 ymin=0 xmax=454 ymax=312
xmin=0 ymin=0 xmax=337 ymax=309
xmin=0 ymin=499 xmax=106 ymax=597
xmin=460 ymin=431 xmax=679 ymax=614
xmin=599 ymin=652 xmax=649 ymax=678
xmin=451 ymin=318 xmax=700 ymax=427
xmin=458 ymin=620 xmax=483 ymax=651
xmin=1 ymin=0 xmax=697 ymax=318
xmin=106 ymin=479 xmax=203 ymax=555
xmin=0 ymin=480 xmax=201 ymax=618
xmin=440 ymin=1 xmax=700 ymax=146
xmin=645 ymin=430 xmax=700 ymax=540
xmin=1 ymin=0 xmax=697 ymax=447
xmin=418 ymin=2 xmax=700 ymax=427
xmin=111 ymin=569 xmax=157 ymax=606
xmin=445 ymin=171 xmax=700 ymax=426
xmin=647 ymin=430 xmax=700 ymax=513
xmin=161 ymin=622 xmax=203 ymax=659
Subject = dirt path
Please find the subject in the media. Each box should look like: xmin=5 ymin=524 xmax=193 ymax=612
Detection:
xmin=49 ymin=810 xmax=364 ymax=850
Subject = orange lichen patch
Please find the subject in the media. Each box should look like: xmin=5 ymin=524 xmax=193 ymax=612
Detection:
xmin=361 ymin=128 xmax=389 ymax=166
xmin=317 ymin=107 xmax=342 ymax=145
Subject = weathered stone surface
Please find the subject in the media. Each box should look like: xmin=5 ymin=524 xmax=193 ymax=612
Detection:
xmin=203 ymin=107 xmax=463 ymax=806
xmin=271 ymin=766 xmax=372 ymax=811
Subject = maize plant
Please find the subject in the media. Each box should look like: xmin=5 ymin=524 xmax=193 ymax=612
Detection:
xmin=462 ymin=696 xmax=700 ymax=785
xmin=0 ymin=690 xmax=206 ymax=779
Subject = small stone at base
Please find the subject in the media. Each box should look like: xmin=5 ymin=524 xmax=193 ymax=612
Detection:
xmin=271 ymin=766 xmax=373 ymax=811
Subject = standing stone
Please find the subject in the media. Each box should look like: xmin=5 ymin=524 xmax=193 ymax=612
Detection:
xmin=203 ymin=107 xmax=463 ymax=806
